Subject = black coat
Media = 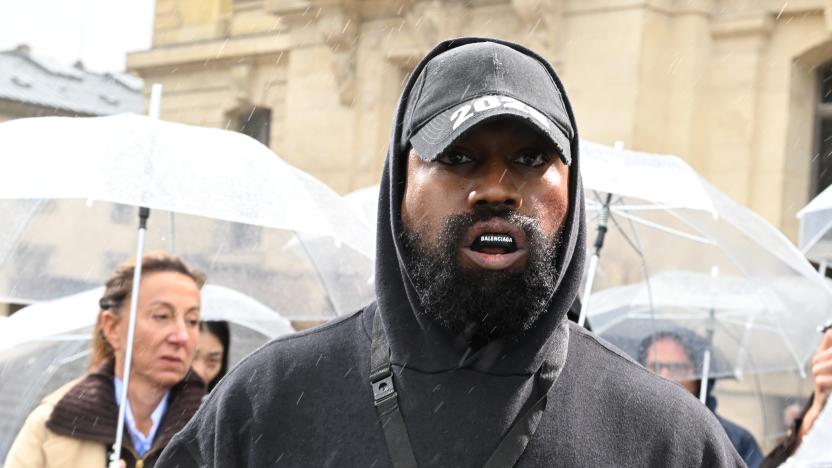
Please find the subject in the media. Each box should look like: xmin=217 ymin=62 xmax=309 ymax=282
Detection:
xmin=717 ymin=415 xmax=762 ymax=468
xmin=157 ymin=37 xmax=742 ymax=467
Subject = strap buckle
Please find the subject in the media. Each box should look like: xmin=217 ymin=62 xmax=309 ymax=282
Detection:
xmin=372 ymin=375 xmax=395 ymax=402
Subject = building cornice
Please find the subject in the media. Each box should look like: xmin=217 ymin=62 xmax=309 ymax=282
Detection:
xmin=711 ymin=14 xmax=775 ymax=39
xmin=128 ymin=33 xmax=290 ymax=72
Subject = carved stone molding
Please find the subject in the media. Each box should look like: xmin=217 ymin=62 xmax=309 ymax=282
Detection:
xmin=711 ymin=13 xmax=775 ymax=39
xmin=404 ymin=1 xmax=464 ymax=49
xmin=510 ymin=0 xmax=565 ymax=57
xmin=315 ymin=2 xmax=360 ymax=105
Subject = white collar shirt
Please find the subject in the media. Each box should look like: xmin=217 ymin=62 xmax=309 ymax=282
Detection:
xmin=113 ymin=376 xmax=169 ymax=457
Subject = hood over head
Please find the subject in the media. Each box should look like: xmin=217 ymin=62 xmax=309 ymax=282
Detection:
xmin=374 ymin=37 xmax=585 ymax=376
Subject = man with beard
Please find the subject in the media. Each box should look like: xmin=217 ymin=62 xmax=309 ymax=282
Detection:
xmin=158 ymin=38 xmax=743 ymax=467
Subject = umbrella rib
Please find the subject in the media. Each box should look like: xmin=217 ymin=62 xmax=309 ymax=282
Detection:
xmin=603 ymin=198 xmax=660 ymax=343
xmin=294 ymin=232 xmax=340 ymax=316
xmin=620 ymin=210 xmax=660 ymax=344
xmin=55 ymin=348 xmax=91 ymax=366
xmin=609 ymin=210 xmax=715 ymax=245
xmin=713 ymin=315 xmax=775 ymax=431
xmin=733 ymin=312 xmax=757 ymax=378
xmin=604 ymin=204 xmax=700 ymax=212
xmin=771 ymin=313 xmax=808 ymax=378
xmin=607 ymin=210 xmax=646 ymax=257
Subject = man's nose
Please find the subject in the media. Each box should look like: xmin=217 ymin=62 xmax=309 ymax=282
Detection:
xmin=467 ymin=161 xmax=522 ymax=210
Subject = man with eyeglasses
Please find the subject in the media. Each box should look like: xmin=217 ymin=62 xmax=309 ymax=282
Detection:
xmin=638 ymin=329 xmax=763 ymax=468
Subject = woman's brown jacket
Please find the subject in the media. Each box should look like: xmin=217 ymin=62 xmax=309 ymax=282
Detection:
xmin=4 ymin=358 xmax=204 ymax=468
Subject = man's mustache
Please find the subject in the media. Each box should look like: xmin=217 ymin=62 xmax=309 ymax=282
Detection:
xmin=442 ymin=207 xmax=541 ymax=243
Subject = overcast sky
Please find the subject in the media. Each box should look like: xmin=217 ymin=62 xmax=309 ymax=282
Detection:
xmin=0 ymin=0 xmax=155 ymax=73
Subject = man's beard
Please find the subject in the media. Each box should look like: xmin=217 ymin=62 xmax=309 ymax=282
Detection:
xmin=400 ymin=209 xmax=560 ymax=343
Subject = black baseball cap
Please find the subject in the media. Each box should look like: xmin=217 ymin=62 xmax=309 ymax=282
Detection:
xmin=403 ymin=41 xmax=573 ymax=165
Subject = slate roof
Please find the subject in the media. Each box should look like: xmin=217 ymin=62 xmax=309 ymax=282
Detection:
xmin=0 ymin=48 xmax=143 ymax=116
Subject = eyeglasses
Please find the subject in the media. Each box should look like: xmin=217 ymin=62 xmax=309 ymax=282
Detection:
xmin=645 ymin=361 xmax=694 ymax=379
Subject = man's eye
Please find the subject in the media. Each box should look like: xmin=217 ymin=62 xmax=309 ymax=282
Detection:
xmin=513 ymin=152 xmax=550 ymax=167
xmin=437 ymin=150 xmax=473 ymax=165
xmin=152 ymin=313 xmax=170 ymax=321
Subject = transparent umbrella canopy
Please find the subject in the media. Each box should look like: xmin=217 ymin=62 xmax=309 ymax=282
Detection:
xmin=0 ymin=113 xmax=376 ymax=319
xmin=345 ymin=184 xmax=380 ymax=230
xmin=581 ymin=141 xmax=832 ymax=381
xmin=587 ymin=270 xmax=830 ymax=378
xmin=797 ymin=184 xmax=832 ymax=266
xmin=0 ymin=284 xmax=295 ymax=464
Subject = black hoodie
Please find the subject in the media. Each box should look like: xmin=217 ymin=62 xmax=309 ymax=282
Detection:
xmin=157 ymin=38 xmax=743 ymax=467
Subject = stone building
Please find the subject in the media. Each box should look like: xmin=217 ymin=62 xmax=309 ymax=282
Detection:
xmin=126 ymin=0 xmax=831 ymax=449
xmin=129 ymin=0 xmax=832 ymax=239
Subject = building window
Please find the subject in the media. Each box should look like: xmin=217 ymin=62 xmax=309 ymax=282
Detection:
xmin=812 ymin=61 xmax=832 ymax=196
xmin=237 ymin=106 xmax=272 ymax=147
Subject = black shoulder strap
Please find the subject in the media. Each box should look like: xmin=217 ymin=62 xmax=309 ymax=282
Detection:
xmin=483 ymin=360 xmax=555 ymax=468
xmin=371 ymin=309 xmax=418 ymax=468
xmin=370 ymin=308 xmax=556 ymax=468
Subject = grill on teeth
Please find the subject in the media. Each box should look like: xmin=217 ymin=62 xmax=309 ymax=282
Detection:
xmin=480 ymin=234 xmax=513 ymax=244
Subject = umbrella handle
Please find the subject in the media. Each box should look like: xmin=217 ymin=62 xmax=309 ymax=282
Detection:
xmin=592 ymin=196 xmax=612 ymax=255
xmin=578 ymin=193 xmax=613 ymax=328
xmin=578 ymin=254 xmax=599 ymax=328
xmin=699 ymin=349 xmax=711 ymax=404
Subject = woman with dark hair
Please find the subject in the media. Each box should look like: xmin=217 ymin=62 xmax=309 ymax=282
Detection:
xmin=5 ymin=252 xmax=206 ymax=468
xmin=192 ymin=321 xmax=230 ymax=392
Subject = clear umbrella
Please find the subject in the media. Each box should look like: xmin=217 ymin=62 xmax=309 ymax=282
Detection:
xmin=797 ymin=184 xmax=832 ymax=269
xmin=0 ymin=113 xmax=375 ymax=318
xmin=0 ymin=284 xmax=294 ymax=464
xmin=581 ymin=140 xmax=832 ymax=385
